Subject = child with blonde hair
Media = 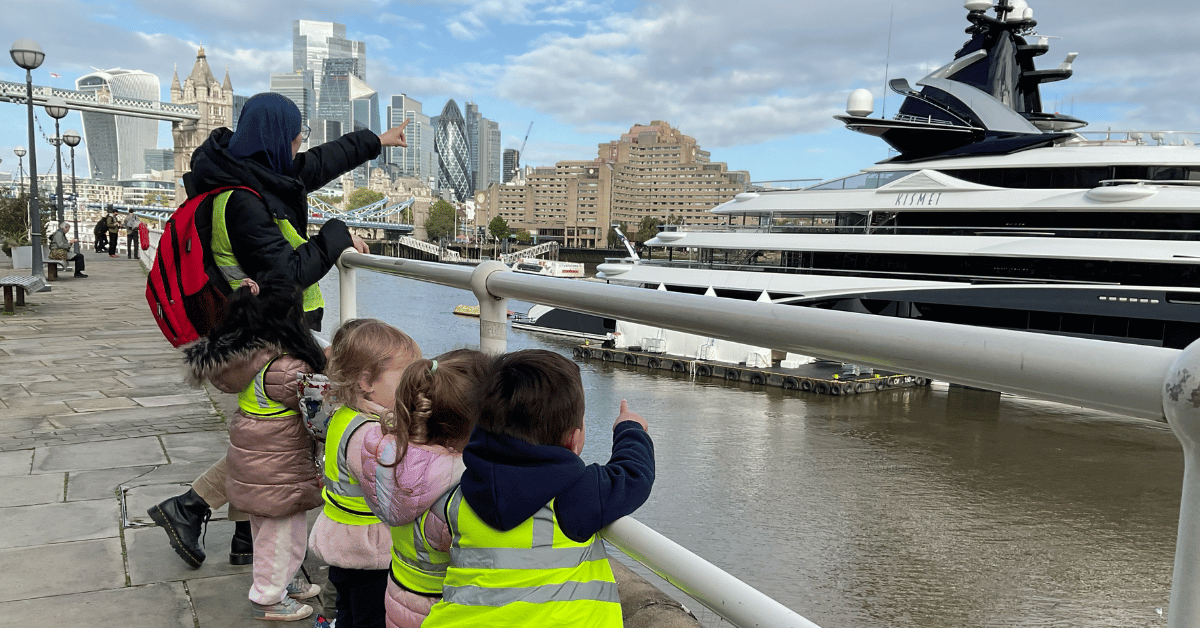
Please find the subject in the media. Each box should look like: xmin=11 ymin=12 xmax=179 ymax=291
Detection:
xmin=359 ymin=349 xmax=491 ymax=628
xmin=308 ymin=319 xmax=422 ymax=628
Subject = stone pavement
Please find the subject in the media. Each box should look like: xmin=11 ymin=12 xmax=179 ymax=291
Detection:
xmin=0 ymin=248 xmax=339 ymax=627
xmin=0 ymin=246 xmax=701 ymax=627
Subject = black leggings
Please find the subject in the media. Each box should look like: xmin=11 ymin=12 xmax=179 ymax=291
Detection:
xmin=326 ymin=566 xmax=388 ymax=628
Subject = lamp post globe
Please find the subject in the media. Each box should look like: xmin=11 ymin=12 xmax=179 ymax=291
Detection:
xmin=9 ymin=39 xmax=44 ymax=70
xmin=12 ymin=147 xmax=25 ymax=198
xmin=44 ymin=96 xmax=68 ymax=120
xmin=45 ymin=97 xmax=68 ymax=224
xmin=11 ymin=38 xmax=45 ymax=281
xmin=63 ymin=130 xmax=81 ymax=254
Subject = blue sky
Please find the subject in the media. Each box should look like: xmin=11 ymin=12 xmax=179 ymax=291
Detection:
xmin=2 ymin=0 xmax=1199 ymax=186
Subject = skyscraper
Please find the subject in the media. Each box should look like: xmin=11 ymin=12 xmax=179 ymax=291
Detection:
xmin=76 ymin=69 xmax=160 ymax=180
xmin=269 ymin=70 xmax=315 ymax=132
xmin=435 ymin=100 xmax=471 ymax=202
xmin=503 ymin=148 xmax=520 ymax=183
xmin=292 ymin=20 xmax=365 ymax=105
xmin=386 ymin=94 xmax=435 ymax=184
xmin=464 ymin=102 xmax=503 ymax=193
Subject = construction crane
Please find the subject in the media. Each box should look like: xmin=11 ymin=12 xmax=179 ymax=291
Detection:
xmin=514 ymin=122 xmax=533 ymax=179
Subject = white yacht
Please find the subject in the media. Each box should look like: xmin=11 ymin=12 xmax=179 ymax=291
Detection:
xmin=580 ymin=0 xmax=1200 ymax=350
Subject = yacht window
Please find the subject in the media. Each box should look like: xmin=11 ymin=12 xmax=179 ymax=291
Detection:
xmin=808 ymin=170 xmax=915 ymax=190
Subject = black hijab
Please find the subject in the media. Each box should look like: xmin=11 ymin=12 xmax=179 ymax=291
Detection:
xmin=227 ymin=93 xmax=302 ymax=177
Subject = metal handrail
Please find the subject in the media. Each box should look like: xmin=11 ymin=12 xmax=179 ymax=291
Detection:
xmin=334 ymin=250 xmax=1200 ymax=628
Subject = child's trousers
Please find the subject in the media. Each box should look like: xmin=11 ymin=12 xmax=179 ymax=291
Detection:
xmin=248 ymin=512 xmax=308 ymax=605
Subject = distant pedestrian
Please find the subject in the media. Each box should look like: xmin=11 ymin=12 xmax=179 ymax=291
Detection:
xmin=49 ymin=222 xmax=87 ymax=278
xmin=123 ymin=210 xmax=142 ymax=260
xmin=93 ymin=215 xmax=107 ymax=253
xmin=105 ymin=207 xmax=120 ymax=257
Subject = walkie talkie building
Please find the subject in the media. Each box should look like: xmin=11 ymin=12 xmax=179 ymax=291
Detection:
xmin=75 ymin=69 xmax=160 ymax=180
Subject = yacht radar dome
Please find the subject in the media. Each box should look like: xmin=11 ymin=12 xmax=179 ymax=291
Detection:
xmin=964 ymin=0 xmax=993 ymax=12
xmin=846 ymin=89 xmax=874 ymax=117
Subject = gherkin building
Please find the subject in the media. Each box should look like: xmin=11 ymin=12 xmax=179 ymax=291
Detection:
xmin=435 ymin=99 xmax=472 ymax=202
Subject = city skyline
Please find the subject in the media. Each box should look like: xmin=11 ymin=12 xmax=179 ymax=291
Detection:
xmin=1 ymin=1 xmax=1197 ymax=187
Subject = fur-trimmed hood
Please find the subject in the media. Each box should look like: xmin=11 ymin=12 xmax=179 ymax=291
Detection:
xmin=182 ymin=272 xmax=326 ymax=387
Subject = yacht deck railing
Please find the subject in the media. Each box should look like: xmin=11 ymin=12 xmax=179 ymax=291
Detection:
xmin=336 ymin=251 xmax=1200 ymax=628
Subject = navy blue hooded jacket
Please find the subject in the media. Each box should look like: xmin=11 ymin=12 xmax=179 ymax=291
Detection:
xmin=460 ymin=421 xmax=655 ymax=543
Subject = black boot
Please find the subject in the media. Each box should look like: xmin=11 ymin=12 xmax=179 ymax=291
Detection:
xmin=147 ymin=488 xmax=211 ymax=569
xmin=230 ymin=520 xmax=253 ymax=565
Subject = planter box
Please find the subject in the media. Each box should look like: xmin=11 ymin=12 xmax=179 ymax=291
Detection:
xmin=11 ymin=245 xmax=31 ymax=269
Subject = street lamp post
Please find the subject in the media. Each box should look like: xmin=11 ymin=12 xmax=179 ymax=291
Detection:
xmin=10 ymin=38 xmax=46 ymax=281
xmin=13 ymin=147 xmax=25 ymax=197
xmin=45 ymin=96 xmax=68 ymax=225
xmin=63 ymin=130 xmax=81 ymax=255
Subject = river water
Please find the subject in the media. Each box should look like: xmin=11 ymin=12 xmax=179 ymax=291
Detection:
xmin=319 ymin=270 xmax=1181 ymax=627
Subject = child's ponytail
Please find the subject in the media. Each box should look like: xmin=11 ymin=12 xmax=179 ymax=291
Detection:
xmin=383 ymin=350 xmax=491 ymax=467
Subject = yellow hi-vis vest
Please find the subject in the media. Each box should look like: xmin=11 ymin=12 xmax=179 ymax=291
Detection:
xmin=210 ymin=189 xmax=325 ymax=314
xmin=238 ymin=358 xmax=295 ymax=419
xmin=321 ymin=405 xmax=381 ymax=526
xmin=423 ymin=487 xmax=622 ymax=628
xmin=390 ymin=485 xmax=455 ymax=596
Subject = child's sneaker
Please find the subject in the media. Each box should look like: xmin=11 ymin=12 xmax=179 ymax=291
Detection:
xmin=286 ymin=574 xmax=321 ymax=600
xmin=312 ymin=615 xmax=332 ymax=628
xmin=251 ymin=597 xmax=312 ymax=622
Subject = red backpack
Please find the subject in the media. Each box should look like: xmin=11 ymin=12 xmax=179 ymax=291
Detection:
xmin=146 ymin=186 xmax=259 ymax=347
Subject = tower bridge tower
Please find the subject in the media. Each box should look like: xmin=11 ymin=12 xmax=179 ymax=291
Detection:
xmin=170 ymin=46 xmax=233 ymax=200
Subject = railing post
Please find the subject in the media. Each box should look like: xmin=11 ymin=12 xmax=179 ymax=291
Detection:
xmin=470 ymin=261 xmax=510 ymax=354
xmin=602 ymin=517 xmax=821 ymax=628
xmin=337 ymin=249 xmax=358 ymax=324
xmin=1164 ymin=339 xmax=1200 ymax=627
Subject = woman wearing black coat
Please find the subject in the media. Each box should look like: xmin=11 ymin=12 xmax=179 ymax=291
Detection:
xmin=92 ymin=215 xmax=108 ymax=253
xmin=148 ymin=93 xmax=408 ymax=600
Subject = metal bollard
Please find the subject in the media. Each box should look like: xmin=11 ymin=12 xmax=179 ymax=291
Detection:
xmin=470 ymin=261 xmax=510 ymax=355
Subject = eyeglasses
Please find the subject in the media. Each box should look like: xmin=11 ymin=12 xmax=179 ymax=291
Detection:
xmin=301 ymin=124 xmax=311 ymax=142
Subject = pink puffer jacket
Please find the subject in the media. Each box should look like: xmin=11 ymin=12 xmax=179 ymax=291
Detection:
xmin=360 ymin=423 xmax=463 ymax=628
xmin=226 ymin=355 xmax=323 ymax=518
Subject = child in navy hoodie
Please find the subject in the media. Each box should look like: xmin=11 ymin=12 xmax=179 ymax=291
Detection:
xmin=421 ymin=349 xmax=655 ymax=628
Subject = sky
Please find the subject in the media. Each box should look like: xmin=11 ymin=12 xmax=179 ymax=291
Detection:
xmin=2 ymin=0 xmax=1199 ymax=186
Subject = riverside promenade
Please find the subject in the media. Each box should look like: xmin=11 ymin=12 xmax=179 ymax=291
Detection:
xmin=0 ymin=247 xmax=698 ymax=628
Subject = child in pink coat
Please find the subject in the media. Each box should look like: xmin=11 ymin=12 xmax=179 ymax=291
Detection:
xmin=359 ymin=349 xmax=490 ymax=628
xmin=307 ymin=319 xmax=421 ymax=628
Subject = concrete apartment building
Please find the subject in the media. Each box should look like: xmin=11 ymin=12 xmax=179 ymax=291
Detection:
xmin=477 ymin=120 xmax=748 ymax=247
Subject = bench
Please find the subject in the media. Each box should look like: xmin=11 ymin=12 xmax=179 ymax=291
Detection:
xmin=1 ymin=275 xmax=48 ymax=313
xmin=43 ymin=259 xmax=72 ymax=281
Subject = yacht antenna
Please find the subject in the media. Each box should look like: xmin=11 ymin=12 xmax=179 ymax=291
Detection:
xmin=881 ymin=4 xmax=894 ymax=118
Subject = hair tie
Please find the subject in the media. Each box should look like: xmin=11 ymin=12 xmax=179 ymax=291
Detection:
xmin=430 ymin=359 xmax=438 ymax=374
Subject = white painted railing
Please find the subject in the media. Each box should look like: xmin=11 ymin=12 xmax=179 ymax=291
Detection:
xmin=336 ymin=251 xmax=1200 ymax=628
xmin=395 ymin=235 xmax=462 ymax=262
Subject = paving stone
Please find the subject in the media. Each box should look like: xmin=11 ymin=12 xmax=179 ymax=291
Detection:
xmin=0 ymin=537 xmax=126 ymax=602
xmin=66 ymin=465 xmax=157 ymax=501
xmin=66 ymin=396 xmax=140 ymax=411
xmin=0 ymin=582 xmax=193 ymax=628
xmin=0 ymin=373 xmax=55 ymax=386
xmin=32 ymin=436 xmax=167 ymax=473
xmin=0 ymin=449 xmax=32 ymax=476
xmin=134 ymin=392 xmax=209 ymax=408
xmin=23 ymin=378 xmax=123 ymax=395
xmin=0 ymin=472 xmax=64 ymax=507
xmin=0 ymin=498 xmax=118 ymax=548
xmin=126 ymin=524 xmax=249 ymax=586
xmin=161 ymin=432 xmax=228 ymax=464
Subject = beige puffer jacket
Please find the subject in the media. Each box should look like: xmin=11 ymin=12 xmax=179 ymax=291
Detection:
xmin=223 ymin=353 xmax=323 ymax=518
